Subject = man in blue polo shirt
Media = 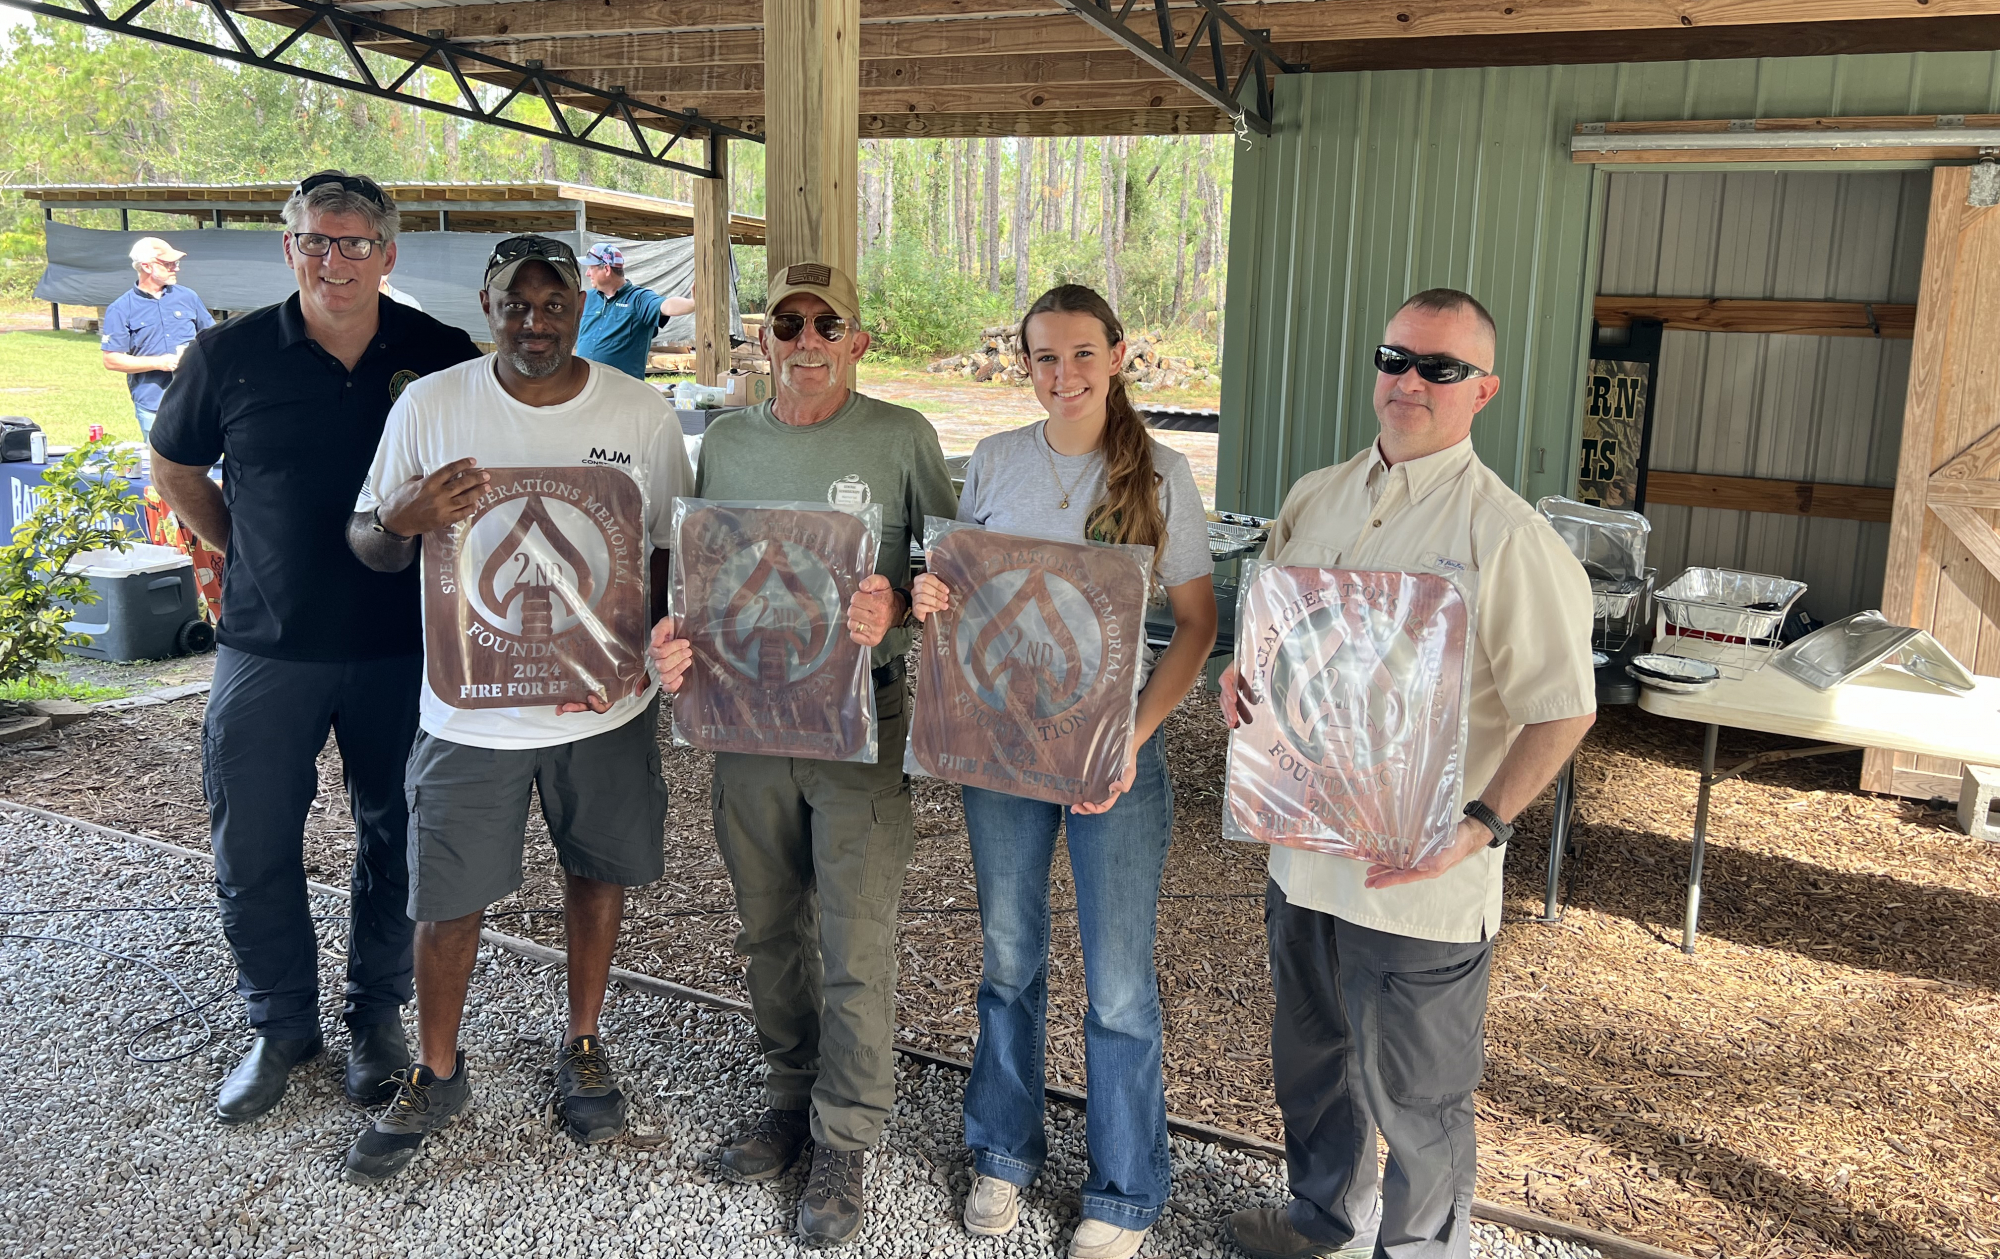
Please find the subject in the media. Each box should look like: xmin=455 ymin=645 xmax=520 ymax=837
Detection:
xmin=573 ymin=242 xmax=696 ymax=379
xmin=150 ymin=170 xmax=479 ymax=1127
xmin=101 ymin=236 xmax=213 ymax=438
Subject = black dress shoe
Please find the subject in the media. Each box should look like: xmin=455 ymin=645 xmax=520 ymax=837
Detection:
xmin=216 ymin=1033 xmax=324 ymax=1125
xmin=344 ymin=1021 xmax=411 ymax=1106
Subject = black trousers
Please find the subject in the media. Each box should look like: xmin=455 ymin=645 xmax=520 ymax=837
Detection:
xmin=1265 ymin=880 xmax=1492 ymax=1259
xmin=203 ymin=647 xmax=422 ymax=1039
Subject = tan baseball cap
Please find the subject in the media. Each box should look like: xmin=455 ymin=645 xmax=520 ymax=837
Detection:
xmin=766 ymin=260 xmax=859 ymax=324
xmin=129 ymin=237 xmax=186 ymax=264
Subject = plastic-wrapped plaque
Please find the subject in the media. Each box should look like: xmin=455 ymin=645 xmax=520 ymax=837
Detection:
xmin=1224 ymin=562 xmax=1473 ymax=867
xmin=907 ymin=518 xmax=1152 ymax=805
xmin=423 ymin=466 xmax=650 ymax=710
xmin=670 ymin=499 xmax=881 ymax=762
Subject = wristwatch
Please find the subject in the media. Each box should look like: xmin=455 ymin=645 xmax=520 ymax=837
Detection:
xmin=369 ymin=507 xmax=411 ymax=541
xmin=1463 ymin=799 xmax=1514 ymax=848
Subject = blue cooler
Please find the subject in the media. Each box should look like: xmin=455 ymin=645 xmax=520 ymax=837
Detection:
xmin=63 ymin=544 xmax=215 ymax=661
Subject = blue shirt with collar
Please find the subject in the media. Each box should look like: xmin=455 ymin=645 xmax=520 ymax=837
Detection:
xmin=574 ymin=279 xmax=666 ymax=379
xmin=101 ymin=283 xmax=214 ymax=411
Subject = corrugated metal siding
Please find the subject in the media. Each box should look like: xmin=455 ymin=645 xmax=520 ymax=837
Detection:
xmin=1217 ymin=53 xmax=2000 ymax=520
xmin=1600 ymin=170 xmax=1930 ymax=623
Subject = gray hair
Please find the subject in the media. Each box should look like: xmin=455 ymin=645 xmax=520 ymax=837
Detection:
xmin=280 ymin=171 xmax=399 ymax=245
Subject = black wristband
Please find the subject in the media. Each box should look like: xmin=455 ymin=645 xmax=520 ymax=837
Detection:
xmin=1464 ymin=799 xmax=1514 ymax=848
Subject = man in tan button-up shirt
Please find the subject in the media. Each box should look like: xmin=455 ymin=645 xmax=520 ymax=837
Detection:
xmin=1220 ymin=290 xmax=1596 ymax=1259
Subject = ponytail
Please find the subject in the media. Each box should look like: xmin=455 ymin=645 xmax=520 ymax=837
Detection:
xmin=1018 ymin=285 xmax=1165 ymax=568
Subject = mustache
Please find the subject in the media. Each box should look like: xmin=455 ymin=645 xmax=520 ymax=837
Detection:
xmin=785 ymin=351 xmax=831 ymax=368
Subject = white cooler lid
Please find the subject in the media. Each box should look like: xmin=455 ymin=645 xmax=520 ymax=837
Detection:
xmin=65 ymin=543 xmax=193 ymax=578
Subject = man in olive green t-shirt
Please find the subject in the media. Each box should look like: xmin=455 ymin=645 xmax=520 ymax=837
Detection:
xmin=650 ymin=260 xmax=956 ymax=1249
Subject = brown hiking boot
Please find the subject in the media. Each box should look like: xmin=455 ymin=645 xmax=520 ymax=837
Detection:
xmin=717 ymin=1105 xmax=811 ymax=1183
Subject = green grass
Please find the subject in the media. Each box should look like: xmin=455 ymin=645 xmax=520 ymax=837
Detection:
xmin=0 ymin=329 xmax=142 ymax=446
xmin=0 ymin=673 xmax=128 ymax=703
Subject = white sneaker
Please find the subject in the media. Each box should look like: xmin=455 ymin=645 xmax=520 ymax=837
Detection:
xmin=963 ymin=1174 xmax=1021 ymax=1236
xmin=1069 ymin=1218 xmax=1148 ymax=1259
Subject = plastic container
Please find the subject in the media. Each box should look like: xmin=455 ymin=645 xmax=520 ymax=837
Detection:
xmin=62 ymin=543 xmax=213 ymax=661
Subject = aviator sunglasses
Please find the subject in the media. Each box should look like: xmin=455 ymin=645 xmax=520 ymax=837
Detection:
xmin=768 ymin=312 xmax=852 ymax=343
xmin=295 ymin=170 xmax=390 ymax=210
xmin=1374 ymin=344 xmax=1491 ymax=385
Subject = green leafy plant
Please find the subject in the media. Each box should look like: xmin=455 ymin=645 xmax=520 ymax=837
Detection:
xmin=0 ymin=673 xmax=128 ymax=703
xmin=0 ymin=443 xmax=140 ymax=683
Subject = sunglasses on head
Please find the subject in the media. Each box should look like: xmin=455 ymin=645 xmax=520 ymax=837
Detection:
xmin=296 ymin=171 xmax=389 ymax=211
xmin=487 ymin=236 xmax=577 ymax=270
xmin=1374 ymin=344 xmax=1491 ymax=385
xmin=768 ymin=312 xmax=851 ymax=343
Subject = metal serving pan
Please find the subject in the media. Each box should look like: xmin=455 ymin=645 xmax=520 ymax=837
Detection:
xmin=1775 ymin=610 xmax=1975 ymax=693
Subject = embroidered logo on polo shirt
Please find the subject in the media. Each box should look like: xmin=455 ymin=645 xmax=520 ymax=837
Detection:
xmin=389 ymin=369 xmax=420 ymax=400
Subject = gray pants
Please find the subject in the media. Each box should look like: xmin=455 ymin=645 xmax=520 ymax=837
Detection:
xmin=1266 ymin=880 xmax=1492 ymax=1259
xmin=711 ymin=679 xmax=914 ymax=1151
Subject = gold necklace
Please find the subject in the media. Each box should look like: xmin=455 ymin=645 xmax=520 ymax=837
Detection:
xmin=1039 ymin=422 xmax=1095 ymax=510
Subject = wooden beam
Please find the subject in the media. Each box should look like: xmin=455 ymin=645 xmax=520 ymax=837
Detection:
xmin=1645 ymin=471 xmax=1896 ymax=523
xmin=348 ymin=0 xmax=1059 ymax=42
xmin=1202 ymin=0 xmax=2000 ymax=43
xmin=854 ymin=107 xmax=1235 ymax=136
xmin=1579 ymin=145 xmax=1991 ymax=164
xmin=764 ymin=0 xmax=859 ymax=280
xmin=1593 ymin=296 xmax=1916 ymax=338
xmin=1594 ymin=114 xmax=2000 ymax=135
xmin=693 ymin=138 xmax=731 ymax=390
xmin=1927 ymin=480 xmax=2000 ymax=511
xmin=366 ymin=13 xmax=1122 ymax=57
xmin=1295 ymin=16 xmax=2000 ymax=70
xmin=545 ymin=50 xmax=1190 ymax=94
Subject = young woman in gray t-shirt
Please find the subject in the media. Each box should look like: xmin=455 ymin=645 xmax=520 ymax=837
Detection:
xmin=910 ymin=285 xmax=1217 ymax=1259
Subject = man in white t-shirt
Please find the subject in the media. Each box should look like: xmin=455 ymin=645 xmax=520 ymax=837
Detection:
xmin=338 ymin=235 xmax=692 ymax=1185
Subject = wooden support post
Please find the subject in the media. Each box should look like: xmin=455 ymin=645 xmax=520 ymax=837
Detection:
xmin=763 ymin=0 xmax=859 ymax=281
xmin=693 ymin=137 xmax=732 ymax=389
xmin=573 ymin=201 xmax=589 ymax=251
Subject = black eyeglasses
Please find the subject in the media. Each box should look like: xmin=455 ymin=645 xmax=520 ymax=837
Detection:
xmin=486 ymin=236 xmax=578 ymax=272
xmin=293 ymin=233 xmax=385 ymax=261
xmin=1374 ymin=344 xmax=1491 ymax=385
xmin=768 ymin=312 xmax=851 ymax=343
xmin=295 ymin=171 xmax=389 ymax=210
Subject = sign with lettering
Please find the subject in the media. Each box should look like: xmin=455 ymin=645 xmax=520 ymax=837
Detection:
xmin=422 ymin=466 xmax=648 ymax=710
xmin=1224 ymin=563 xmax=1471 ymax=867
xmin=1576 ymin=317 xmax=1662 ymax=510
xmin=672 ymin=500 xmax=880 ymax=762
xmin=909 ymin=526 xmax=1150 ymax=805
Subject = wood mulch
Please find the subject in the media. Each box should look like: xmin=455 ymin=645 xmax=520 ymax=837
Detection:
xmin=2 ymin=681 xmax=1996 ymax=1259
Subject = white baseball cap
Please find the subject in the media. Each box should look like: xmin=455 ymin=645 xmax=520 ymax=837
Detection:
xmin=129 ymin=237 xmax=187 ymax=264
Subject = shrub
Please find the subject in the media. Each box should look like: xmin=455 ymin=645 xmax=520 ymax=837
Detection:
xmin=862 ymin=241 xmax=1010 ymax=360
xmin=0 ymin=443 xmax=139 ymax=682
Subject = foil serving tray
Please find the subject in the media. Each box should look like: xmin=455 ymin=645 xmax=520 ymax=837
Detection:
xmin=1775 ymin=610 xmax=1976 ymax=693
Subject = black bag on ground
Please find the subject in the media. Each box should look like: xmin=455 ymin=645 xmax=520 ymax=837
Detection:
xmin=1 ymin=417 xmax=41 ymax=462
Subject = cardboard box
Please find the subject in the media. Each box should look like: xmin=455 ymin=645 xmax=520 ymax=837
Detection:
xmin=724 ymin=370 xmax=772 ymax=408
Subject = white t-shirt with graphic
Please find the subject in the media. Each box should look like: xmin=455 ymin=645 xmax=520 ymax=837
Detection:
xmin=359 ymin=355 xmax=692 ymax=750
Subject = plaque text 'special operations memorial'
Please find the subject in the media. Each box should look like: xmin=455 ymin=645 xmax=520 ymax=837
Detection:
xmin=908 ymin=521 xmax=1150 ymax=805
xmin=671 ymin=500 xmax=882 ymax=762
xmin=1224 ymin=564 xmax=1474 ymax=868
xmin=424 ymin=466 xmax=650 ymax=710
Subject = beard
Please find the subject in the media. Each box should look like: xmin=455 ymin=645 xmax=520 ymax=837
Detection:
xmin=504 ymin=344 xmax=565 ymax=378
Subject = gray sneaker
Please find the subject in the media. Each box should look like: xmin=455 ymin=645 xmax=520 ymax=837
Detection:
xmin=554 ymin=1034 xmax=627 ymax=1144
xmin=343 ymin=1052 xmax=471 ymax=1185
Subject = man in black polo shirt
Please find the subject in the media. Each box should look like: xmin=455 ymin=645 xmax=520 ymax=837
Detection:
xmin=150 ymin=171 xmax=479 ymax=1124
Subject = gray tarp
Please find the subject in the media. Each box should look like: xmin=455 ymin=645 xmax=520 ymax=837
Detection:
xmin=36 ymin=223 xmax=742 ymax=348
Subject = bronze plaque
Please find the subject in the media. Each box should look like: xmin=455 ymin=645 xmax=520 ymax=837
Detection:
xmin=422 ymin=467 xmax=649 ymax=710
xmin=911 ymin=528 xmax=1149 ymax=804
xmin=674 ymin=504 xmax=876 ymax=761
xmin=1225 ymin=565 xmax=1471 ymax=867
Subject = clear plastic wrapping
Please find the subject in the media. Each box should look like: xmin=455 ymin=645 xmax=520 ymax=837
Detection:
xmin=906 ymin=518 xmax=1152 ymax=805
xmin=422 ymin=466 xmax=651 ymax=710
xmin=670 ymin=498 xmax=882 ymax=763
xmin=1774 ymin=610 xmax=1975 ymax=693
xmin=1223 ymin=562 xmax=1473 ymax=867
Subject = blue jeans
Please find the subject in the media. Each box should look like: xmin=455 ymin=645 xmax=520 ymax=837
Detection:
xmin=961 ymin=731 xmax=1174 ymax=1229
xmin=134 ymin=405 xmax=156 ymax=439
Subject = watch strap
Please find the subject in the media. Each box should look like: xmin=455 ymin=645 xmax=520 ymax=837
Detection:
xmin=1463 ymin=798 xmax=1513 ymax=848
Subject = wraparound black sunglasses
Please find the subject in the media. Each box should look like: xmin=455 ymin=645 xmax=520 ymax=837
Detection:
xmin=1375 ymin=344 xmax=1491 ymax=385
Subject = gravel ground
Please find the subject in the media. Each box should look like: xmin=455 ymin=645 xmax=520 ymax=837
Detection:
xmin=0 ymin=812 xmax=1603 ymax=1259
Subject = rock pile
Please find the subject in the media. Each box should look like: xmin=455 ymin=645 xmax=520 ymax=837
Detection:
xmin=927 ymin=325 xmax=1215 ymax=391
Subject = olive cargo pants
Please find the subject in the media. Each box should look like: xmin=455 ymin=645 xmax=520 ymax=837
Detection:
xmin=711 ymin=678 xmax=915 ymax=1151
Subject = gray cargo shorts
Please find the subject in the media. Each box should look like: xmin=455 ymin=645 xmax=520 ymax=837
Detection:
xmin=404 ymin=697 xmax=669 ymax=922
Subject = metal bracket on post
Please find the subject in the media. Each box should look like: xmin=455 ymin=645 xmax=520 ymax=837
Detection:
xmin=0 ymin=0 xmax=759 ymax=175
xmin=1052 ymin=0 xmax=1302 ymax=136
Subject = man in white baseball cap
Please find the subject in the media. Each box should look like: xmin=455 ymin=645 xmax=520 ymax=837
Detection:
xmin=101 ymin=236 xmax=212 ymax=438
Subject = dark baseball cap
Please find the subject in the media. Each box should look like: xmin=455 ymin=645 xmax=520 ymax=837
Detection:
xmin=484 ymin=235 xmax=582 ymax=291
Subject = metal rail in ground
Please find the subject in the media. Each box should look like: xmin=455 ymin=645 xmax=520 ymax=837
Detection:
xmin=0 ymin=798 xmax=1691 ymax=1259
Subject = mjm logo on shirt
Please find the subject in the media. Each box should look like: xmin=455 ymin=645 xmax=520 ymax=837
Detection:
xmin=585 ymin=448 xmax=633 ymax=466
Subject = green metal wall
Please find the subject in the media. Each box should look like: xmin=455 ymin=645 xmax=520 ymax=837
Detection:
xmin=1215 ymin=52 xmax=2000 ymax=515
